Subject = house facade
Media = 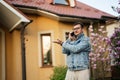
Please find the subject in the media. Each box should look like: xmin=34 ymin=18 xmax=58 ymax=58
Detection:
xmin=0 ymin=1 xmax=30 ymax=80
xmin=0 ymin=0 xmax=118 ymax=80
xmin=107 ymin=21 xmax=119 ymax=37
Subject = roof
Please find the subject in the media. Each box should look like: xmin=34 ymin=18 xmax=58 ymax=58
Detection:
xmin=7 ymin=0 xmax=115 ymax=19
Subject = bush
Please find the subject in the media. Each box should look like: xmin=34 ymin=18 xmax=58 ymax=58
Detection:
xmin=109 ymin=27 xmax=120 ymax=67
xmin=50 ymin=66 xmax=67 ymax=80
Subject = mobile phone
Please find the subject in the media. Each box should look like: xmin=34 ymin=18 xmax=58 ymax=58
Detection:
xmin=70 ymin=32 xmax=74 ymax=36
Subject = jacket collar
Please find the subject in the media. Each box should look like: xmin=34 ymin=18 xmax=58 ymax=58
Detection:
xmin=77 ymin=33 xmax=84 ymax=39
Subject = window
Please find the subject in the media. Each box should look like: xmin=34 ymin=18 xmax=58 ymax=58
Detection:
xmin=53 ymin=0 xmax=69 ymax=5
xmin=53 ymin=0 xmax=76 ymax=7
xmin=65 ymin=32 xmax=69 ymax=40
xmin=40 ymin=33 xmax=52 ymax=67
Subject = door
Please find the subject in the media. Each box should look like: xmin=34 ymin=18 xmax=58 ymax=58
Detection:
xmin=0 ymin=28 xmax=5 ymax=80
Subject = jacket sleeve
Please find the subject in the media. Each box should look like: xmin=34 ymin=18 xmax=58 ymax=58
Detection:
xmin=62 ymin=47 xmax=70 ymax=55
xmin=62 ymin=39 xmax=71 ymax=55
xmin=62 ymin=37 xmax=91 ymax=53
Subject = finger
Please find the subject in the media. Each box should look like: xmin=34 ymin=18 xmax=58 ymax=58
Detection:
xmin=53 ymin=41 xmax=58 ymax=43
xmin=57 ymin=39 xmax=62 ymax=43
xmin=57 ymin=39 xmax=61 ymax=41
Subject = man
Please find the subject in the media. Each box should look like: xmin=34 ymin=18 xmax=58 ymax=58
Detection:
xmin=53 ymin=22 xmax=91 ymax=80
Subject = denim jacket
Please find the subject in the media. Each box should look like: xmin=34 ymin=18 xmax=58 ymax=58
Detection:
xmin=62 ymin=33 xmax=91 ymax=71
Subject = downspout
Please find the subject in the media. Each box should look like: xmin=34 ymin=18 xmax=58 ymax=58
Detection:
xmin=20 ymin=20 xmax=32 ymax=80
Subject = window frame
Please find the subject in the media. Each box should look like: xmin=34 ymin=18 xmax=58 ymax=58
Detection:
xmin=41 ymin=33 xmax=52 ymax=67
xmin=53 ymin=0 xmax=69 ymax=5
xmin=38 ymin=31 xmax=55 ymax=67
xmin=53 ymin=0 xmax=76 ymax=7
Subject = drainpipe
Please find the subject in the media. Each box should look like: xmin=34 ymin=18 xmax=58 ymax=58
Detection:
xmin=21 ymin=26 xmax=26 ymax=80
xmin=20 ymin=21 xmax=32 ymax=80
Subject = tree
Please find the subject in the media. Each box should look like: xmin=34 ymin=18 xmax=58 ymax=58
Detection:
xmin=89 ymin=25 xmax=111 ymax=80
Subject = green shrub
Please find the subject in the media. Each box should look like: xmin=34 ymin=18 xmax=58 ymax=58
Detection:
xmin=50 ymin=66 xmax=67 ymax=80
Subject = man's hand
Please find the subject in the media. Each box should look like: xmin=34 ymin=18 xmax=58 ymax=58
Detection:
xmin=69 ymin=32 xmax=76 ymax=41
xmin=53 ymin=39 xmax=63 ymax=46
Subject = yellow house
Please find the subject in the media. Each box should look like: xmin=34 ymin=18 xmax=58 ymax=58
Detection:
xmin=0 ymin=0 xmax=117 ymax=80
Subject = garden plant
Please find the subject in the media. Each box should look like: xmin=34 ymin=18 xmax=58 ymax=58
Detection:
xmin=89 ymin=24 xmax=111 ymax=80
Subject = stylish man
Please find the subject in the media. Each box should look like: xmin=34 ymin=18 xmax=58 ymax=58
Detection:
xmin=53 ymin=22 xmax=91 ymax=80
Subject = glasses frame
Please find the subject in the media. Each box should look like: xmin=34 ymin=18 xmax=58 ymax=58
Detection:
xmin=72 ymin=27 xmax=81 ymax=31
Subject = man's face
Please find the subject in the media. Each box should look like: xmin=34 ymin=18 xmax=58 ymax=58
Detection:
xmin=73 ymin=24 xmax=83 ymax=36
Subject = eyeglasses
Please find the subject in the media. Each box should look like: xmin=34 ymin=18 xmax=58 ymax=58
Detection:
xmin=72 ymin=27 xmax=81 ymax=30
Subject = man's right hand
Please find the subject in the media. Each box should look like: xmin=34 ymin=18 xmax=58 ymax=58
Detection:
xmin=53 ymin=39 xmax=63 ymax=46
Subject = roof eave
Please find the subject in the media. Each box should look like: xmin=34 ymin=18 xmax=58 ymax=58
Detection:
xmin=101 ymin=16 xmax=118 ymax=20
xmin=15 ymin=6 xmax=105 ymax=23
xmin=0 ymin=0 xmax=31 ymax=32
xmin=100 ymin=16 xmax=118 ymax=25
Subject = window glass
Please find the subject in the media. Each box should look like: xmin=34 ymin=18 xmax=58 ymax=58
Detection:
xmin=53 ymin=0 xmax=69 ymax=5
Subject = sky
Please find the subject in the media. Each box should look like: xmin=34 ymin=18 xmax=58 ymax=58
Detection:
xmin=77 ymin=0 xmax=119 ymax=16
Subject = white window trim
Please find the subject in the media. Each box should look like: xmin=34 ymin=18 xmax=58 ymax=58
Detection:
xmin=0 ymin=28 xmax=5 ymax=80
xmin=38 ymin=31 xmax=55 ymax=67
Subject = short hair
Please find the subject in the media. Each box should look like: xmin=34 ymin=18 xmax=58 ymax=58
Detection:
xmin=73 ymin=22 xmax=84 ymax=29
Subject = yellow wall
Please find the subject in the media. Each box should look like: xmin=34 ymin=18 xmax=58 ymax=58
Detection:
xmin=0 ymin=25 xmax=6 ymax=80
xmin=107 ymin=22 xmax=119 ymax=37
xmin=6 ymin=30 xmax=22 ymax=80
xmin=25 ymin=15 xmax=57 ymax=80
xmin=0 ymin=23 xmax=22 ymax=80
xmin=0 ymin=30 xmax=2 ymax=80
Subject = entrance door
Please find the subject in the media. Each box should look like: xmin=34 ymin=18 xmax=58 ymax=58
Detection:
xmin=0 ymin=29 xmax=5 ymax=80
